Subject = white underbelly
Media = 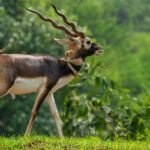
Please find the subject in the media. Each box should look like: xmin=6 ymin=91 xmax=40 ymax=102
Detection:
xmin=8 ymin=75 xmax=74 ymax=95
xmin=9 ymin=77 xmax=47 ymax=95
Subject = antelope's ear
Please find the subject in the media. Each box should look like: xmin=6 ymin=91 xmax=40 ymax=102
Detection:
xmin=67 ymin=36 xmax=80 ymax=44
xmin=54 ymin=38 xmax=69 ymax=45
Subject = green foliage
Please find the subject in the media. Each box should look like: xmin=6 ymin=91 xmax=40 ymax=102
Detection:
xmin=61 ymin=65 xmax=150 ymax=139
xmin=0 ymin=0 xmax=149 ymax=140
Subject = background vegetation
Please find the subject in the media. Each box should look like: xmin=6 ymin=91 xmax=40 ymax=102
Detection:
xmin=0 ymin=0 xmax=150 ymax=140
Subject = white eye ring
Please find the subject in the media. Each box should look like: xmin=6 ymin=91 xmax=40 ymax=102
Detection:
xmin=86 ymin=40 xmax=91 ymax=45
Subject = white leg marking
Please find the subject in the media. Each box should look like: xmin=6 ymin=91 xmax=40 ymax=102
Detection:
xmin=47 ymin=94 xmax=63 ymax=137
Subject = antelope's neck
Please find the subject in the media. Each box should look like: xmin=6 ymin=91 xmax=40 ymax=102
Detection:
xmin=58 ymin=57 xmax=84 ymax=77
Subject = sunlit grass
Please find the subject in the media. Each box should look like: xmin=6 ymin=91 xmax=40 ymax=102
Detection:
xmin=0 ymin=136 xmax=150 ymax=150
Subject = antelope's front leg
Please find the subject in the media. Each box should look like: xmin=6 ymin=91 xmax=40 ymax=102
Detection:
xmin=25 ymin=81 xmax=55 ymax=135
xmin=47 ymin=94 xmax=63 ymax=137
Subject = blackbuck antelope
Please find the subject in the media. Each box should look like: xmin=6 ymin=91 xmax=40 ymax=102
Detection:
xmin=0 ymin=4 xmax=103 ymax=137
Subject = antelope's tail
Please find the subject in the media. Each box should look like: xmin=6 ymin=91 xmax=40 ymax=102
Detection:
xmin=0 ymin=48 xmax=6 ymax=54
xmin=0 ymin=49 xmax=4 ymax=54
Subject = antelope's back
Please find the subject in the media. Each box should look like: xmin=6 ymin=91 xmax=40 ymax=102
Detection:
xmin=6 ymin=54 xmax=59 ymax=78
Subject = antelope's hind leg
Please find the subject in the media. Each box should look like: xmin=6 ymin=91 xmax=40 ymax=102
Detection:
xmin=0 ymin=82 xmax=9 ymax=97
xmin=0 ymin=72 xmax=14 ymax=98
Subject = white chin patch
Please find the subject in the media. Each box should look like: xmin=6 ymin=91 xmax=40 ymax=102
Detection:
xmin=94 ymin=50 xmax=103 ymax=55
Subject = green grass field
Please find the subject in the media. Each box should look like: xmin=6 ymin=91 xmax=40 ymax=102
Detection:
xmin=0 ymin=136 xmax=150 ymax=150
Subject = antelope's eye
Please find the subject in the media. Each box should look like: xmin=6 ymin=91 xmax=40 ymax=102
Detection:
xmin=86 ymin=40 xmax=91 ymax=45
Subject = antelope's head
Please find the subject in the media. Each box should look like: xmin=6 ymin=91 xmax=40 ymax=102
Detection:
xmin=27 ymin=4 xmax=103 ymax=60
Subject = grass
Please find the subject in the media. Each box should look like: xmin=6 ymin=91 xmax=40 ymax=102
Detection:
xmin=0 ymin=136 xmax=150 ymax=150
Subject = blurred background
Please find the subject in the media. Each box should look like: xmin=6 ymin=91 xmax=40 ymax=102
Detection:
xmin=0 ymin=0 xmax=150 ymax=140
